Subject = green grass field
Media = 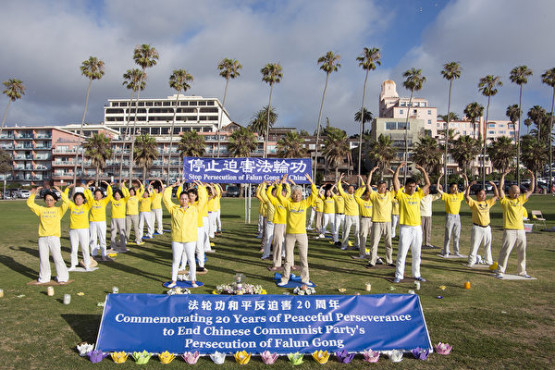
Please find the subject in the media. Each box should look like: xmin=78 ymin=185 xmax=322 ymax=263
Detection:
xmin=0 ymin=196 xmax=554 ymax=369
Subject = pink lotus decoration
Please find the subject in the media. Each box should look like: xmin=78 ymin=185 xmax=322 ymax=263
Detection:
xmin=412 ymin=347 xmax=429 ymax=360
xmin=362 ymin=349 xmax=380 ymax=363
xmin=88 ymin=350 xmax=109 ymax=363
xmin=335 ymin=349 xmax=354 ymax=364
xmin=261 ymin=351 xmax=278 ymax=365
xmin=434 ymin=342 xmax=453 ymax=355
xmin=182 ymin=351 xmax=200 ymax=364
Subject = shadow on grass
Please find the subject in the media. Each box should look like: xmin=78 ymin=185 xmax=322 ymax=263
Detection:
xmin=61 ymin=314 xmax=102 ymax=343
xmin=0 ymin=253 xmax=38 ymax=280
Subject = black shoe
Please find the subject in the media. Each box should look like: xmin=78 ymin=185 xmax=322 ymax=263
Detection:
xmin=388 ymin=263 xmax=395 ymax=267
xmin=366 ymin=263 xmax=375 ymax=269
xmin=376 ymin=258 xmax=384 ymax=265
xmin=334 ymin=241 xmax=341 ymax=247
xmin=197 ymin=267 xmax=206 ymax=272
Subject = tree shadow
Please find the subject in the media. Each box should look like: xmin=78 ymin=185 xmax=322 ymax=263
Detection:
xmin=0 ymin=253 xmax=38 ymax=280
xmin=61 ymin=314 xmax=102 ymax=343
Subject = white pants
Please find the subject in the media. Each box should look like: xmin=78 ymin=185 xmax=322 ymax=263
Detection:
xmin=184 ymin=227 xmax=206 ymax=269
xmin=281 ymin=233 xmax=309 ymax=284
xmin=359 ymin=217 xmax=372 ymax=256
xmin=391 ymin=214 xmax=399 ymax=238
xmin=308 ymin=207 xmax=316 ymax=228
xmin=172 ymin=241 xmax=196 ymax=282
xmin=110 ymin=218 xmax=127 ymax=250
xmin=202 ymin=217 xmax=211 ymax=252
xmin=138 ymin=211 xmax=153 ymax=239
xmin=38 ymin=236 xmax=69 ymax=283
xmin=263 ymin=221 xmax=274 ymax=258
xmin=370 ymin=222 xmax=393 ymax=265
xmin=321 ymin=213 xmax=336 ymax=239
xmin=467 ymin=225 xmax=493 ymax=266
xmin=151 ymin=208 xmax=163 ymax=234
xmin=257 ymin=214 xmax=264 ymax=235
xmin=208 ymin=212 xmax=217 ymax=238
xmin=498 ymin=229 xmax=527 ymax=275
xmin=334 ymin=214 xmax=345 ymax=242
xmin=216 ymin=210 xmax=222 ymax=232
xmin=443 ymin=213 xmax=461 ymax=255
xmin=342 ymin=215 xmax=360 ymax=248
xmin=395 ymin=225 xmax=423 ymax=280
xmin=272 ymin=223 xmax=286 ymax=268
xmin=69 ymin=228 xmax=90 ymax=268
xmin=89 ymin=221 xmax=107 ymax=257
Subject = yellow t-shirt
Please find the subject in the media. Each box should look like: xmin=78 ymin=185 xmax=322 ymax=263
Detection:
xmin=151 ymin=191 xmax=163 ymax=210
xmin=442 ymin=191 xmax=465 ymax=215
xmin=259 ymin=184 xmax=275 ymax=223
xmin=27 ymin=194 xmax=69 ymax=237
xmin=110 ymin=196 xmax=127 ymax=219
xmin=214 ymin=186 xmax=222 ymax=211
xmin=333 ymin=195 xmax=345 ymax=214
xmin=123 ymin=184 xmax=144 ymax=216
xmin=392 ymin=198 xmax=399 ymax=215
xmin=369 ymin=190 xmax=394 ymax=222
xmin=314 ymin=197 xmax=324 ymax=212
xmin=396 ymin=188 xmax=425 ymax=226
xmin=86 ymin=186 xmax=113 ymax=222
xmin=277 ymin=184 xmax=318 ymax=234
xmin=139 ymin=193 xmax=154 ymax=213
xmin=321 ymin=195 xmax=335 ymax=214
xmin=62 ymin=188 xmax=92 ymax=229
xmin=338 ymin=182 xmax=361 ymax=216
xmin=467 ymin=197 xmax=496 ymax=226
xmin=266 ymin=184 xmax=290 ymax=225
xmin=177 ymin=185 xmax=208 ymax=227
xmin=500 ymin=195 xmax=528 ymax=230
xmin=162 ymin=187 xmax=200 ymax=243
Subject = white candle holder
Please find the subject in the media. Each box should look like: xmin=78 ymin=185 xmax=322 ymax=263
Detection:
xmin=63 ymin=294 xmax=71 ymax=304
xmin=47 ymin=287 xmax=54 ymax=296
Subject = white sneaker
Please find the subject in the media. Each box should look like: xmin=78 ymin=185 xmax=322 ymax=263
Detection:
xmin=277 ymin=281 xmax=288 ymax=287
xmin=68 ymin=266 xmax=78 ymax=272
xmin=495 ymin=273 xmax=504 ymax=279
xmin=167 ymin=281 xmax=177 ymax=288
xmin=191 ymin=283 xmax=199 ymax=288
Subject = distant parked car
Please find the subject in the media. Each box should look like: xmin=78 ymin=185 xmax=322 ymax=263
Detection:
xmin=225 ymin=185 xmax=240 ymax=197
xmin=18 ymin=189 xmax=30 ymax=199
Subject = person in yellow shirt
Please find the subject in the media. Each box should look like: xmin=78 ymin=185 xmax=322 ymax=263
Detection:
xmin=393 ymin=162 xmax=430 ymax=283
xmin=27 ymin=187 xmax=70 ymax=284
xmin=337 ymin=173 xmax=362 ymax=251
xmin=314 ymin=193 xmax=324 ymax=234
xmin=110 ymin=186 xmax=128 ymax=252
xmin=123 ymin=180 xmax=144 ymax=245
xmin=257 ymin=182 xmax=275 ymax=260
xmin=353 ymin=173 xmax=373 ymax=259
xmin=276 ymin=174 xmax=317 ymax=286
xmin=179 ymin=183 xmax=209 ymax=273
xmin=333 ymin=188 xmax=345 ymax=246
xmin=391 ymin=196 xmax=400 ymax=238
xmin=266 ymin=179 xmax=292 ymax=270
xmin=463 ymin=174 xmax=499 ymax=267
xmin=138 ymin=184 xmax=155 ymax=241
xmin=214 ymin=184 xmax=223 ymax=234
xmin=150 ymin=180 xmax=164 ymax=235
xmin=496 ymin=169 xmax=535 ymax=278
xmin=207 ymin=184 xmax=221 ymax=238
xmin=437 ymin=174 xmax=466 ymax=257
xmin=61 ymin=183 xmax=93 ymax=271
xmin=318 ymin=185 xmax=337 ymax=240
xmin=163 ymin=180 xmax=206 ymax=288
xmin=257 ymin=190 xmax=266 ymax=238
xmin=85 ymin=181 xmax=113 ymax=261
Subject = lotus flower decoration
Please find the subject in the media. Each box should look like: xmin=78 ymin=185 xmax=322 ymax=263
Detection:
xmin=362 ymin=349 xmax=380 ymax=363
xmin=182 ymin=351 xmax=200 ymax=364
xmin=434 ymin=342 xmax=453 ymax=355
xmin=132 ymin=350 xmax=152 ymax=365
xmin=288 ymin=352 xmax=304 ymax=365
xmin=412 ymin=347 xmax=429 ymax=360
xmin=261 ymin=351 xmax=278 ymax=364
xmin=76 ymin=342 xmax=94 ymax=357
xmin=158 ymin=351 xmax=175 ymax=364
xmin=234 ymin=350 xmax=251 ymax=365
xmin=335 ymin=349 xmax=354 ymax=364
xmin=312 ymin=350 xmax=330 ymax=364
xmin=210 ymin=351 xmax=226 ymax=365
xmin=111 ymin=351 xmax=128 ymax=364
xmin=88 ymin=349 xmax=109 ymax=363
xmin=384 ymin=350 xmax=403 ymax=362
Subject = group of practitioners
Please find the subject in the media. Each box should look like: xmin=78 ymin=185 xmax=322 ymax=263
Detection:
xmin=254 ymin=163 xmax=536 ymax=285
xmin=26 ymin=179 xmax=223 ymax=285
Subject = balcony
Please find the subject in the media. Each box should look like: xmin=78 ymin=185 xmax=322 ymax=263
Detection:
xmin=15 ymin=134 xmax=34 ymax=140
xmin=53 ymin=160 xmax=77 ymax=167
xmin=0 ymin=134 xmax=14 ymax=139
xmin=35 ymin=155 xmax=51 ymax=160
xmin=35 ymin=134 xmax=52 ymax=139
xmin=34 ymin=145 xmax=52 ymax=150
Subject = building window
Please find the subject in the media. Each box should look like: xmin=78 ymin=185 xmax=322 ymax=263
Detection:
xmin=488 ymin=131 xmax=495 ymax=135
xmin=488 ymin=123 xmax=495 ymax=128
xmin=427 ymin=120 xmax=431 ymax=124
xmin=399 ymin=109 xmax=404 ymax=115
xmin=400 ymin=102 xmax=406 ymax=107
xmin=427 ymin=110 xmax=432 ymax=115
xmin=413 ymin=109 xmax=417 ymax=114
xmin=398 ymin=122 xmax=410 ymax=130
xmin=385 ymin=121 xmax=396 ymax=130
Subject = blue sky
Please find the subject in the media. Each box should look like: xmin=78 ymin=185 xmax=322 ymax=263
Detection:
xmin=0 ymin=0 xmax=553 ymax=134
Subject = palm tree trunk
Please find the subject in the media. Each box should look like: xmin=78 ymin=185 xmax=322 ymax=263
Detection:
xmin=483 ymin=96 xmax=491 ymax=188
xmin=0 ymin=100 xmax=12 ymax=136
xmin=166 ymin=93 xmax=181 ymax=184
xmin=314 ymin=73 xmax=330 ymax=179
xmin=119 ymin=91 xmax=136 ymax=184
xmin=403 ymin=91 xmax=414 ymax=183
xmin=216 ymin=79 xmax=229 ymax=158
xmin=263 ymin=85 xmax=274 ymax=158
xmin=549 ymin=87 xmax=555 ymax=193
xmin=95 ymin=164 xmax=100 ymax=187
xmin=444 ymin=80 xmax=453 ymax=189
xmin=143 ymin=166 xmax=147 ymax=184
xmin=517 ymin=86 xmax=523 ymax=186
xmin=129 ymin=74 xmax=145 ymax=187
xmin=73 ymin=78 xmax=93 ymax=186
xmin=358 ymin=70 xmax=369 ymax=178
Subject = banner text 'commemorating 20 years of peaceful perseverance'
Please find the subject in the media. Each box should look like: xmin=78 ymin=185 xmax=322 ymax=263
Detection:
xmin=182 ymin=157 xmax=312 ymax=184
xmin=95 ymin=294 xmax=432 ymax=354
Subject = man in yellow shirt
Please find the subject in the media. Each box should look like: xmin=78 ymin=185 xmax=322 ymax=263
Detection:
xmin=437 ymin=174 xmax=466 ymax=257
xmin=496 ymin=169 xmax=535 ymax=278
xmin=353 ymin=173 xmax=373 ymax=259
xmin=463 ymin=174 xmax=499 ymax=267
xmin=266 ymin=180 xmax=291 ymax=270
xmin=151 ymin=181 xmax=164 ymax=235
xmin=138 ymin=184 xmax=155 ymax=241
xmin=110 ymin=186 xmax=128 ymax=252
xmin=276 ymin=174 xmax=318 ymax=286
xmin=333 ymin=189 xmax=345 ymax=246
xmin=393 ymin=162 xmax=430 ymax=283
xmin=123 ymin=180 xmax=144 ymax=245
xmin=337 ymin=173 xmax=361 ymax=250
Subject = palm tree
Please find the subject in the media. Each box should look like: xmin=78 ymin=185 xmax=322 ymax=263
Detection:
xmin=0 ymin=78 xmax=25 ymax=135
xmin=356 ymin=47 xmax=381 ymax=177
xmin=227 ymin=127 xmax=257 ymax=157
xmin=119 ymin=69 xmax=146 ymax=183
xmin=166 ymin=69 xmax=193 ymax=183
xmin=524 ymin=118 xmax=533 ymax=134
xmin=261 ymin=63 xmax=283 ymax=158
xmin=216 ymin=58 xmax=242 ymax=158
xmin=506 ymin=104 xmax=521 ymax=143
xmin=314 ymin=51 xmax=341 ymax=179
xmin=83 ymin=133 xmax=113 ymax=186
xmin=412 ymin=135 xmax=443 ymax=175
xmin=478 ymin=75 xmax=503 ymax=187
xmin=322 ymin=127 xmax=350 ymax=181
xmin=441 ymin=62 xmax=462 ymax=188
xmin=0 ymin=148 xmax=12 ymax=174
xmin=134 ymin=134 xmax=159 ymax=183
xmin=464 ymin=102 xmax=484 ymax=139
xmin=177 ymin=131 xmax=205 ymax=178
xmin=521 ymin=135 xmax=549 ymax=190
xmin=354 ymin=108 xmax=373 ymax=173
xmin=249 ymin=106 xmax=277 ymax=136
xmin=488 ymin=136 xmax=515 ymax=174
xmin=510 ymin=65 xmax=533 ymax=186
xmin=277 ymin=131 xmax=307 ymax=158
xmin=528 ymin=105 xmax=547 ymax=141
xmin=450 ymin=135 xmax=481 ymax=176
xmin=402 ymin=68 xmax=426 ymax=181
xmin=73 ymin=56 xmax=105 ymax=185
xmin=367 ymin=134 xmax=395 ymax=180
xmin=541 ymin=67 xmax=555 ymax=193
xmin=129 ymin=44 xmax=159 ymax=186
xmin=439 ymin=112 xmax=460 ymax=122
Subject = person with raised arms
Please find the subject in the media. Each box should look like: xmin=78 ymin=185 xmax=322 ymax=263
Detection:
xmin=392 ymin=162 xmax=431 ymax=283
xmin=496 ymin=169 xmax=535 ymax=279
xmin=333 ymin=186 xmax=345 ymax=247
xmin=150 ymin=180 xmax=164 ymax=236
xmin=462 ymin=173 xmax=499 ymax=267
xmin=352 ymin=173 xmax=374 ymax=259
xmin=85 ymin=181 xmax=113 ymax=261
xmin=214 ymin=184 xmax=223 ymax=234
xmin=178 ymin=182 xmax=209 ymax=273
xmin=318 ymin=185 xmax=337 ymax=241
xmin=257 ymin=182 xmax=275 ymax=260
xmin=337 ymin=173 xmax=363 ymax=251
xmin=276 ymin=174 xmax=318 ymax=287
xmin=27 ymin=186 xmax=70 ymax=284
xmin=138 ymin=183 xmax=155 ymax=241
xmin=419 ymin=174 xmax=442 ymax=249
xmin=265 ymin=178 xmax=292 ymax=271
xmin=207 ymin=184 xmax=221 ymax=238
xmin=122 ymin=179 xmax=144 ymax=245
xmin=109 ymin=184 xmax=128 ymax=252
xmin=437 ymin=173 xmax=467 ymax=257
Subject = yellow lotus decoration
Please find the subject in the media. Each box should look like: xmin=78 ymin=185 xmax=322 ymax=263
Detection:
xmin=158 ymin=351 xmax=175 ymax=364
xmin=234 ymin=350 xmax=251 ymax=365
xmin=312 ymin=350 xmax=330 ymax=364
xmin=111 ymin=351 xmax=128 ymax=364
